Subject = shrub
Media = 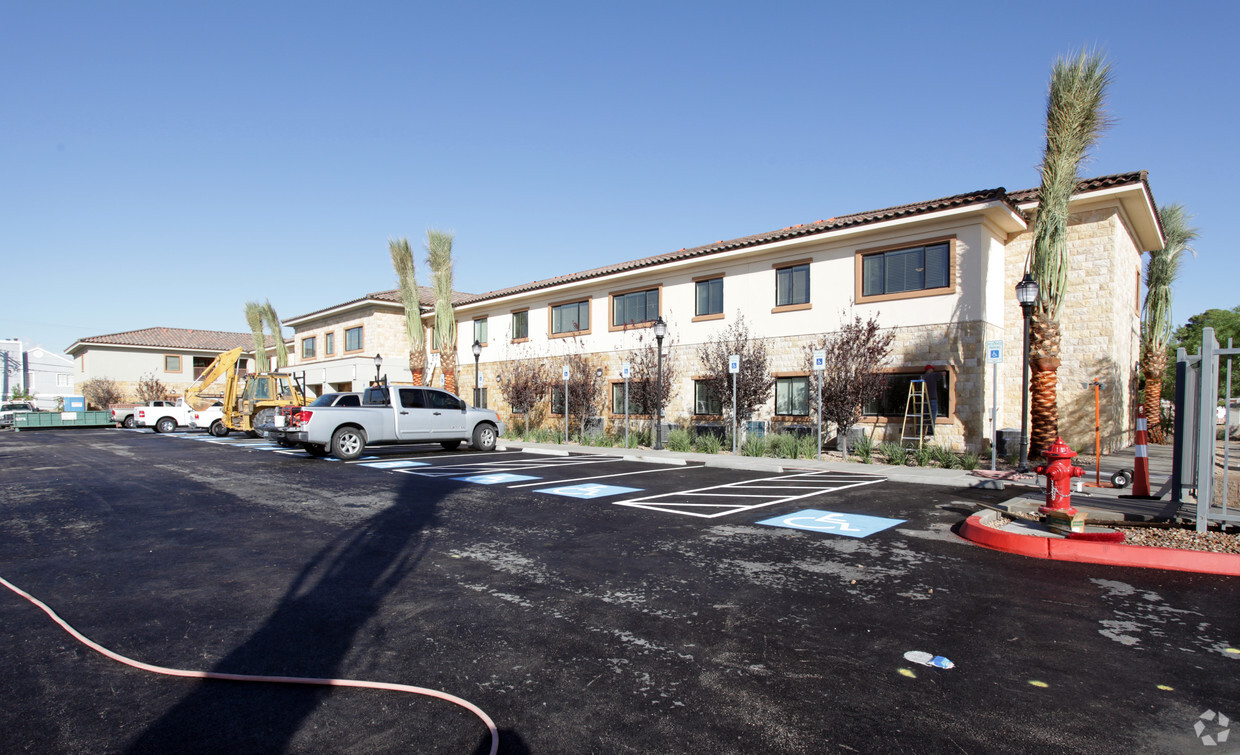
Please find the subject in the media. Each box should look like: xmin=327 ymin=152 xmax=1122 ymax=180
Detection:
xmin=851 ymin=434 xmax=875 ymax=464
xmin=959 ymin=452 xmax=980 ymax=471
xmin=913 ymin=445 xmax=934 ymax=467
xmin=667 ymin=428 xmax=694 ymax=452
xmin=694 ymin=433 xmax=723 ymax=454
xmin=769 ymin=433 xmax=799 ymax=459
xmin=796 ymin=433 xmax=820 ymax=459
xmin=878 ymin=441 xmax=906 ymax=466
xmin=929 ymin=444 xmax=957 ymax=469
xmin=742 ymin=434 xmax=770 ymax=457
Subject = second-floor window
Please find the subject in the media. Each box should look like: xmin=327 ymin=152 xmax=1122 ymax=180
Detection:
xmin=860 ymin=241 xmax=951 ymax=298
xmin=776 ymin=263 xmax=810 ymax=307
xmin=512 ymin=310 xmax=529 ymax=340
xmin=345 ymin=326 xmax=363 ymax=352
xmin=302 ymin=336 xmax=316 ymax=359
xmin=612 ymin=288 xmax=659 ymax=328
xmin=551 ymin=300 xmax=590 ymax=336
xmin=324 ymin=332 xmax=335 ymax=355
xmin=474 ymin=318 xmax=488 ymax=345
xmin=695 ymin=277 xmax=723 ymax=317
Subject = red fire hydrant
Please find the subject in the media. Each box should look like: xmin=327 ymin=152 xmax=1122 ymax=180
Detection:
xmin=1035 ymin=437 xmax=1085 ymax=515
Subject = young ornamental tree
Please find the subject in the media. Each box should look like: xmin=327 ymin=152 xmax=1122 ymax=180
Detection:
xmin=496 ymin=357 xmax=552 ymax=435
xmin=807 ymin=313 xmax=894 ymax=458
xmin=696 ymin=314 xmax=775 ymax=435
xmin=625 ymin=331 xmax=678 ymax=435
xmin=135 ymin=372 xmax=169 ymax=403
xmin=389 ymin=237 xmax=428 ymax=386
xmin=80 ymin=377 xmax=124 ymax=409
xmin=556 ymin=349 xmax=605 ymax=440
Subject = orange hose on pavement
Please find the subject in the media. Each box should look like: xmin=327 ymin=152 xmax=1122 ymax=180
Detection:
xmin=0 ymin=575 xmax=498 ymax=755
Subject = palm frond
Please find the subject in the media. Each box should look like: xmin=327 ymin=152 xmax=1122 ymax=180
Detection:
xmin=389 ymin=237 xmax=426 ymax=351
xmin=243 ymin=301 xmax=269 ymax=373
xmin=426 ymin=229 xmax=457 ymax=354
xmin=260 ymin=300 xmax=288 ymax=368
xmin=1142 ymin=203 xmax=1200 ymax=352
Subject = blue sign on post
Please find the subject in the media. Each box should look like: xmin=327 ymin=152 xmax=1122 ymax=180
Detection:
xmin=756 ymin=509 xmax=905 ymax=538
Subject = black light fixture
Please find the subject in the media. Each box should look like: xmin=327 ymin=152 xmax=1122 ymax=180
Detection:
xmin=373 ymin=353 xmax=383 ymax=385
xmin=652 ymin=316 xmax=668 ymax=450
xmin=1015 ymin=273 xmax=1039 ymax=472
xmin=472 ymin=340 xmax=482 ymax=405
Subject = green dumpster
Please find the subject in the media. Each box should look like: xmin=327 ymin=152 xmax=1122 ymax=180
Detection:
xmin=14 ymin=411 xmax=115 ymax=430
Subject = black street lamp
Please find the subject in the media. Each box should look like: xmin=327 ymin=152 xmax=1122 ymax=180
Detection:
xmin=373 ymin=353 xmax=383 ymax=385
xmin=652 ymin=316 xmax=668 ymax=450
xmin=472 ymin=339 xmax=482 ymax=406
xmin=1016 ymin=273 xmax=1039 ymax=473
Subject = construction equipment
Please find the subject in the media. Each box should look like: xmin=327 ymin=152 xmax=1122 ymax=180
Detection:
xmin=900 ymin=379 xmax=930 ymax=449
xmin=184 ymin=347 xmax=305 ymax=437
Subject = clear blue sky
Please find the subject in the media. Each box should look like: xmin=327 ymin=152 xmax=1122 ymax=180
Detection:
xmin=4 ymin=1 xmax=1237 ymax=353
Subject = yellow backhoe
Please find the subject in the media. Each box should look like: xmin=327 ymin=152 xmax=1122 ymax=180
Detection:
xmin=184 ymin=347 xmax=305 ymax=437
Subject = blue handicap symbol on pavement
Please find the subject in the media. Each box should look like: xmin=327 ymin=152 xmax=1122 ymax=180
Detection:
xmin=359 ymin=460 xmax=430 ymax=469
xmin=756 ymin=509 xmax=905 ymax=538
xmin=456 ymin=473 xmax=541 ymax=485
xmin=534 ymin=483 xmax=642 ymax=499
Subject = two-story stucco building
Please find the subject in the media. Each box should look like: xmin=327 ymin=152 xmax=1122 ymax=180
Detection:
xmin=284 ymin=171 xmax=1162 ymax=454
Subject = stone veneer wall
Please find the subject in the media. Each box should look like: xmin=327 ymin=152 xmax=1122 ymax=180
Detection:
xmin=1003 ymin=205 xmax=1141 ymax=454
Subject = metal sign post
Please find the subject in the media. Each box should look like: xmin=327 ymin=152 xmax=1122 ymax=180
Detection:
xmin=562 ymin=365 xmax=570 ymax=443
xmin=621 ymin=362 xmax=631 ymax=448
xmin=985 ymin=339 xmax=1003 ymax=470
xmin=812 ymin=349 xmax=825 ymax=460
xmin=729 ymin=354 xmax=740 ymax=453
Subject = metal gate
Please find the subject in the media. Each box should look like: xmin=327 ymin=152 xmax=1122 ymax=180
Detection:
xmin=1172 ymin=326 xmax=1239 ymax=532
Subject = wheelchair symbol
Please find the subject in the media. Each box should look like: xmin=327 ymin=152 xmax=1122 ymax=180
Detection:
xmin=782 ymin=512 xmax=861 ymax=532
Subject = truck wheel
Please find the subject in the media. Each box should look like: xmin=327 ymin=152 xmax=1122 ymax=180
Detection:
xmin=156 ymin=417 xmax=177 ymax=434
xmin=123 ymin=415 xmax=135 ymax=429
xmin=302 ymin=443 xmax=329 ymax=457
xmin=441 ymin=440 xmax=462 ymax=451
xmin=209 ymin=420 xmax=230 ymax=438
xmin=331 ymin=426 xmax=366 ymax=461
xmin=472 ymin=423 xmax=497 ymax=452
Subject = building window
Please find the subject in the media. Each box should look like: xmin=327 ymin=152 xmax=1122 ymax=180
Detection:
xmin=864 ymin=371 xmax=950 ymax=417
xmin=694 ymin=380 xmax=722 ymax=415
xmin=611 ymin=287 xmax=659 ymax=328
xmin=859 ymin=240 xmax=952 ymax=300
xmin=57 ymin=373 xmax=70 ymax=387
xmin=512 ymin=310 xmax=529 ymax=341
xmin=775 ymin=263 xmax=810 ymax=308
xmin=550 ymin=385 xmax=566 ymax=414
xmin=474 ymin=318 xmax=488 ymax=345
xmin=302 ymin=336 xmax=317 ymax=359
xmin=611 ymin=383 xmax=645 ymax=415
xmin=324 ymin=332 xmax=335 ymax=356
xmin=695 ymin=277 xmax=723 ymax=317
xmin=345 ymin=326 xmax=363 ymax=352
xmin=473 ymin=387 xmax=487 ymax=408
xmin=775 ymin=376 xmax=810 ymax=416
xmin=164 ymin=355 xmax=182 ymax=373
xmin=193 ymin=356 xmax=212 ymax=378
xmin=551 ymin=300 xmax=590 ymax=336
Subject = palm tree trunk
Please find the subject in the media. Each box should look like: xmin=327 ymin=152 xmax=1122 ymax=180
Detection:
xmin=1142 ymin=345 xmax=1167 ymax=443
xmin=409 ymin=351 xmax=425 ymax=387
xmin=442 ymin=350 xmax=457 ymax=395
xmin=1029 ymin=310 xmax=1061 ymax=458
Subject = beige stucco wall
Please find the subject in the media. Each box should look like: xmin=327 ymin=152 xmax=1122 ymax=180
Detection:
xmin=73 ymin=347 xmax=261 ymax=404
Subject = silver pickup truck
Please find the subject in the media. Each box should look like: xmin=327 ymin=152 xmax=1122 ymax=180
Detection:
xmin=267 ymin=385 xmax=504 ymax=460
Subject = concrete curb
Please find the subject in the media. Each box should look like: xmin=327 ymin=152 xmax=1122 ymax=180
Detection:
xmin=959 ymin=510 xmax=1240 ymax=577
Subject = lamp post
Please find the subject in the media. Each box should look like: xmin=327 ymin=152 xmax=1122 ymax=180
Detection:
xmin=652 ymin=316 xmax=667 ymax=450
xmin=1015 ymin=273 xmax=1039 ymax=473
xmin=373 ymin=353 xmax=383 ymax=386
xmin=472 ymin=339 xmax=482 ymax=406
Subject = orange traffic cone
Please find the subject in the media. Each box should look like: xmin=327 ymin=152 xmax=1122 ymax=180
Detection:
xmin=1132 ymin=406 xmax=1151 ymax=497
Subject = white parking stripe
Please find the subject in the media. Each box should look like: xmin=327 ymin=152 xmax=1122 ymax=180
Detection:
xmin=615 ymin=471 xmax=884 ymax=518
xmin=505 ymin=465 xmax=686 ymax=488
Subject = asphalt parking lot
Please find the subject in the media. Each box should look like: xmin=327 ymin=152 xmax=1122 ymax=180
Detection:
xmin=2 ymin=429 xmax=1238 ymax=754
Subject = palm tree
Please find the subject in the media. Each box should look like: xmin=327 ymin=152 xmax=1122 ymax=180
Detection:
xmin=244 ymin=301 xmax=269 ymax=373
xmin=389 ymin=237 xmax=428 ymax=386
xmin=1027 ymin=49 xmax=1113 ymax=457
xmin=1141 ymin=204 xmax=1198 ymax=443
xmin=426 ymin=229 xmax=458 ymax=394
xmin=260 ymin=300 xmax=288 ymax=368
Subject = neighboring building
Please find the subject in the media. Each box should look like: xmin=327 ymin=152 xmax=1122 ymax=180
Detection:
xmin=284 ymin=171 xmax=1162 ymax=454
xmin=1 ymin=338 xmax=75 ymax=410
xmin=283 ymin=286 xmax=474 ymax=396
xmin=66 ymin=327 xmax=281 ymax=403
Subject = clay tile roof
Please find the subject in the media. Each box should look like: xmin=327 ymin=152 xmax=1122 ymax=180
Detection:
xmin=1007 ymin=170 xmax=1148 ymax=204
xmin=73 ymin=327 xmax=276 ymax=351
xmin=288 ymin=285 xmax=476 ymax=322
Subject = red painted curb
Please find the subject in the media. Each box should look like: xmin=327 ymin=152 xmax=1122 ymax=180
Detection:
xmin=958 ymin=514 xmax=1240 ymax=577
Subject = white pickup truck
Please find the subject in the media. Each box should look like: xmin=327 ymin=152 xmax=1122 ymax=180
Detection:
xmin=266 ymin=385 xmax=503 ymax=460
xmin=189 ymin=403 xmax=227 ymax=436
xmin=1 ymin=401 xmax=39 ymax=429
xmin=134 ymin=399 xmax=197 ymax=433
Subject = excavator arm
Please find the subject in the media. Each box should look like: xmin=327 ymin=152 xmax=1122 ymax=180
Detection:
xmin=183 ymin=347 xmax=243 ymax=410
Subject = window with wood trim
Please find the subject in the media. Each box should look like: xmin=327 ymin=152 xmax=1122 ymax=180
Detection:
xmin=345 ymin=326 xmax=363 ymax=352
xmin=859 ymin=239 xmax=953 ymax=301
xmin=164 ymin=355 xmax=181 ymax=373
xmin=302 ymin=336 xmax=316 ymax=359
xmin=864 ymin=371 xmax=950 ymax=417
xmin=775 ymin=264 xmax=810 ymax=307
xmin=611 ymin=288 xmax=659 ymax=328
xmin=695 ymin=277 xmax=723 ymax=317
xmin=473 ymin=318 xmax=488 ymax=346
xmin=611 ymin=383 xmax=645 ymax=415
xmin=324 ymin=332 xmax=335 ymax=356
xmin=775 ymin=376 xmax=810 ymax=416
xmin=694 ymin=380 xmax=722 ymax=415
xmin=512 ymin=310 xmax=528 ymax=340
xmin=551 ymin=300 xmax=590 ymax=336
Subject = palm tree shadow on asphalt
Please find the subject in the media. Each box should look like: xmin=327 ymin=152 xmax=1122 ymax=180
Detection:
xmin=127 ymin=474 xmax=445 ymax=753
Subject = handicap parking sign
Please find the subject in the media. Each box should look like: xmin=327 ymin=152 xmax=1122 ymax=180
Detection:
xmin=535 ymin=483 xmax=641 ymax=499
xmin=456 ymin=473 xmax=541 ymax=485
xmin=756 ymin=509 xmax=904 ymax=538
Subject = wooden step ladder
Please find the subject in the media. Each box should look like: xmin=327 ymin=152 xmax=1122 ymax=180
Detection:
xmin=900 ymin=379 xmax=930 ymax=449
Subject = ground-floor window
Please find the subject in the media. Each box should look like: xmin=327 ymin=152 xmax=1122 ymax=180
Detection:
xmin=864 ymin=371 xmax=949 ymax=417
xmin=775 ymin=376 xmax=810 ymax=416
xmin=694 ymin=380 xmax=722 ymax=415
xmin=550 ymin=386 xmax=565 ymax=415
xmin=611 ymin=383 xmax=644 ymax=415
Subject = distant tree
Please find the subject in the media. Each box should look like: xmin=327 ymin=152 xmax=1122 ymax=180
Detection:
xmin=1167 ymin=306 xmax=1240 ymax=404
xmin=426 ymin=230 xmax=458 ymax=394
xmin=625 ymin=331 xmax=678 ymax=432
xmin=10 ymin=385 xmax=35 ymax=402
xmin=81 ymin=377 xmax=124 ymax=409
xmin=244 ymin=301 xmax=269 ymax=373
xmin=696 ymin=314 xmax=775 ymax=434
xmin=807 ymin=313 xmax=895 ymax=458
xmin=496 ymin=357 xmax=552 ymax=435
xmin=389 ymin=237 xmax=427 ymax=386
xmin=1140 ymin=203 xmax=1197 ymax=442
xmin=135 ymin=373 xmax=169 ymax=403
